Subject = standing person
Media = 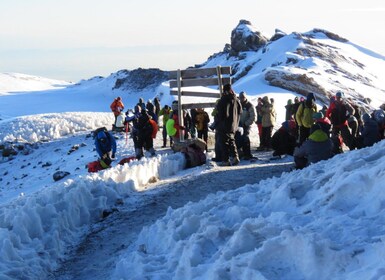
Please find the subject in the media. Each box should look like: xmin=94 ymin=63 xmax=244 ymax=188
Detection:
xmin=195 ymin=108 xmax=210 ymax=150
xmin=137 ymin=98 xmax=146 ymax=111
xmin=146 ymin=100 xmax=158 ymax=123
xmin=183 ymin=109 xmax=192 ymax=140
xmin=190 ymin=108 xmax=198 ymax=139
xmin=295 ymin=93 xmax=317 ymax=145
xmin=94 ymin=127 xmax=117 ymax=169
xmin=239 ymin=91 xmax=256 ymax=159
xmin=285 ymin=99 xmax=294 ymax=121
xmin=154 ymin=97 xmax=161 ymax=118
xmin=291 ymin=96 xmax=301 ymax=141
xmin=216 ymin=84 xmax=242 ymax=166
xmin=326 ymin=91 xmax=355 ymax=150
xmin=166 ymin=106 xmax=185 ymax=145
xmin=211 ymin=100 xmax=223 ymax=162
xmin=259 ymin=96 xmax=276 ymax=151
xmin=255 ymin=97 xmax=264 ymax=149
xmin=125 ymin=105 xmax=155 ymax=159
xmin=110 ymin=97 xmax=125 ymax=124
xmin=159 ymin=105 xmax=173 ymax=148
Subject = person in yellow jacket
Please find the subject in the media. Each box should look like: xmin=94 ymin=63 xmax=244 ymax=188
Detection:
xmin=295 ymin=93 xmax=317 ymax=145
xmin=159 ymin=105 xmax=173 ymax=148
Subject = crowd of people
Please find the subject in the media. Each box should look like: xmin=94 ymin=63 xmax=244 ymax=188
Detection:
xmin=273 ymin=90 xmax=384 ymax=169
xmin=93 ymin=85 xmax=385 ymax=170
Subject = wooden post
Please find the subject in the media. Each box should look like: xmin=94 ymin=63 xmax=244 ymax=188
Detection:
xmin=177 ymin=69 xmax=184 ymax=142
xmin=216 ymin=65 xmax=223 ymax=97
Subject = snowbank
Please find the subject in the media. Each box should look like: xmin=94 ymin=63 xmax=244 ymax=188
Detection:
xmin=113 ymin=141 xmax=385 ymax=280
xmin=0 ymin=112 xmax=113 ymax=143
xmin=0 ymin=153 xmax=185 ymax=279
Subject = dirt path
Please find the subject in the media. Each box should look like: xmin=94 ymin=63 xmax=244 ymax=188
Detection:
xmin=49 ymin=154 xmax=293 ymax=279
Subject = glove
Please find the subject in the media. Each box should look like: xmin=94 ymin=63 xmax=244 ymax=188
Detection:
xmin=111 ymin=153 xmax=116 ymax=159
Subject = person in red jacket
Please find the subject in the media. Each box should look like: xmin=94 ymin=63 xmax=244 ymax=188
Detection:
xmin=325 ymin=91 xmax=355 ymax=150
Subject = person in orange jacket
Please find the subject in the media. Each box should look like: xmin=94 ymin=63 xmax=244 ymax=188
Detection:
xmin=110 ymin=97 xmax=125 ymax=122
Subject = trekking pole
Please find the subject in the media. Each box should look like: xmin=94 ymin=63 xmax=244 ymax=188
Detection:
xmin=125 ymin=122 xmax=128 ymax=146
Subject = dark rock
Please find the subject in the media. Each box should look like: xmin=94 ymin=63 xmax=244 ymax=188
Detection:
xmin=42 ymin=162 xmax=52 ymax=168
xmin=230 ymin=19 xmax=268 ymax=54
xmin=53 ymin=171 xmax=70 ymax=182
xmin=112 ymin=68 xmax=169 ymax=91
xmin=2 ymin=147 xmax=18 ymax=157
xmin=270 ymin=29 xmax=287 ymax=41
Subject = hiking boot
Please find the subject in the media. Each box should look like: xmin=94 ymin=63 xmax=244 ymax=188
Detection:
xmin=219 ymin=160 xmax=231 ymax=166
xmin=231 ymin=157 xmax=240 ymax=166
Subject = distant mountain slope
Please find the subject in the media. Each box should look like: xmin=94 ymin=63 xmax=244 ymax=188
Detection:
xmin=0 ymin=73 xmax=71 ymax=95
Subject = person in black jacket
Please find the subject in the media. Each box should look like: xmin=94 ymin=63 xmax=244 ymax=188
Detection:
xmin=356 ymin=113 xmax=380 ymax=149
xmin=271 ymin=120 xmax=297 ymax=157
xmin=216 ymin=84 xmax=242 ymax=166
xmin=126 ymin=105 xmax=155 ymax=159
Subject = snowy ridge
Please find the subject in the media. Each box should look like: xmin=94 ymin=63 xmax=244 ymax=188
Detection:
xmin=114 ymin=141 xmax=385 ymax=280
xmin=0 ymin=73 xmax=70 ymax=96
xmin=0 ymin=112 xmax=113 ymax=143
xmin=0 ymin=153 xmax=185 ymax=279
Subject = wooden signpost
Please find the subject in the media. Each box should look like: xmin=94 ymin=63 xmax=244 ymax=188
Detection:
xmin=169 ymin=66 xmax=231 ymax=141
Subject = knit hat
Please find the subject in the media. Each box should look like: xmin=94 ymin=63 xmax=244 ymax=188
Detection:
xmin=262 ymin=96 xmax=269 ymax=102
xmin=223 ymin=84 xmax=232 ymax=92
xmin=287 ymin=99 xmax=293 ymax=105
xmin=307 ymin=92 xmax=315 ymax=101
xmin=336 ymin=91 xmax=344 ymax=98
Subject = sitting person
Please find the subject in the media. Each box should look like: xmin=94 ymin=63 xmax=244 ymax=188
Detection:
xmin=293 ymin=123 xmax=334 ymax=169
xmin=356 ymin=113 xmax=380 ymax=149
xmin=271 ymin=120 xmax=297 ymax=157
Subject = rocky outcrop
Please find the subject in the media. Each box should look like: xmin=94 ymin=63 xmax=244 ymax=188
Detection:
xmin=230 ymin=20 xmax=268 ymax=54
xmin=270 ymin=29 xmax=287 ymax=42
xmin=264 ymin=70 xmax=330 ymax=103
xmin=113 ymin=68 xmax=169 ymax=91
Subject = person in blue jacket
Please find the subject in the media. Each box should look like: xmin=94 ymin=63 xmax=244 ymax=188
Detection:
xmin=94 ymin=128 xmax=117 ymax=168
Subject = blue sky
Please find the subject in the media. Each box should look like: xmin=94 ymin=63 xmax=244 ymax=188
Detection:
xmin=0 ymin=0 xmax=384 ymax=82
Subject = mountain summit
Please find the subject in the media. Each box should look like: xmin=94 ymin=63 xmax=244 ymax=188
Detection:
xmin=201 ymin=20 xmax=385 ymax=109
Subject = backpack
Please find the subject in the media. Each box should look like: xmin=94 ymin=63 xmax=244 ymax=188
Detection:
xmin=181 ymin=144 xmax=206 ymax=168
xmin=93 ymin=127 xmax=109 ymax=139
xmin=149 ymin=119 xmax=158 ymax=138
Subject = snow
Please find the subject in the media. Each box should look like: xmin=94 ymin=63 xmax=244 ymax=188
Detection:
xmin=1 ymin=31 xmax=385 ymax=279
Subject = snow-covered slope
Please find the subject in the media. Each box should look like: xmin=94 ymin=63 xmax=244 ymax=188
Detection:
xmin=1 ymin=20 xmax=385 ymax=280
xmin=0 ymin=73 xmax=71 ymax=96
xmin=202 ymin=25 xmax=385 ymax=109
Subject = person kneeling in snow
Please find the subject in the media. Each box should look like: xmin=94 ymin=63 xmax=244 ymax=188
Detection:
xmin=293 ymin=123 xmax=334 ymax=169
xmin=271 ymin=119 xmax=297 ymax=157
xmin=90 ymin=127 xmax=117 ymax=171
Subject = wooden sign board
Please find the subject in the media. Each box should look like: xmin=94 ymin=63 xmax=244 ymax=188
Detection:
xmin=169 ymin=90 xmax=221 ymax=98
xmin=169 ymin=66 xmax=231 ymax=141
xmin=169 ymin=67 xmax=231 ymax=79
xmin=172 ymin=102 xmax=217 ymax=110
